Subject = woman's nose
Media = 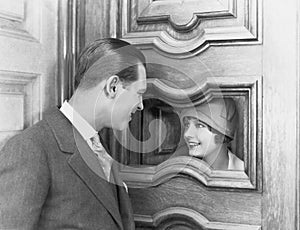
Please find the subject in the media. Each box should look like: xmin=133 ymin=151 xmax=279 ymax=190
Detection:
xmin=184 ymin=125 xmax=195 ymax=139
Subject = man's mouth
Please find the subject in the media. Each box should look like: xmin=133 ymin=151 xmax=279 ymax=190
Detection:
xmin=129 ymin=112 xmax=134 ymax=120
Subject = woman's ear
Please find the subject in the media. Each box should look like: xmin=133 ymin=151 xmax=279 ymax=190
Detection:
xmin=214 ymin=134 xmax=225 ymax=144
xmin=105 ymin=75 xmax=120 ymax=98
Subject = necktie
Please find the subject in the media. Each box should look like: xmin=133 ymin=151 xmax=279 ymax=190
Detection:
xmin=90 ymin=134 xmax=113 ymax=181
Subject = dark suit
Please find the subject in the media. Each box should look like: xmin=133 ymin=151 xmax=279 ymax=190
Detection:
xmin=0 ymin=108 xmax=134 ymax=230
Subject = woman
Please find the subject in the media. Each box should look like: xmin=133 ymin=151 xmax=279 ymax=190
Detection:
xmin=181 ymin=98 xmax=244 ymax=170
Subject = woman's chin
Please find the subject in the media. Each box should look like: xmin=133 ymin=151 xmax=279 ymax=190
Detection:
xmin=188 ymin=150 xmax=204 ymax=159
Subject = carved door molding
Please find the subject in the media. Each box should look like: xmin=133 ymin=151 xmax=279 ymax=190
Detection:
xmin=120 ymin=0 xmax=261 ymax=57
xmin=74 ymin=0 xmax=300 ymax=229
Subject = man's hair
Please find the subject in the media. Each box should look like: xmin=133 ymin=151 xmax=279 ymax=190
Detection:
xmin=74 ymin=38 xmax=146 ymax=90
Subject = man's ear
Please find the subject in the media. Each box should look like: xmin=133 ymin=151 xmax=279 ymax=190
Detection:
xmin=105 ymin=75 xmax=120 ymax=98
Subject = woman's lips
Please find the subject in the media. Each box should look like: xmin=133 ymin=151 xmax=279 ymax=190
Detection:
xmin=188 ymin=142 xmax=201 ymax=149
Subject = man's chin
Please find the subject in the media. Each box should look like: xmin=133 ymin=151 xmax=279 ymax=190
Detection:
xmin=115 ymin=122 xmax=129 ymax=131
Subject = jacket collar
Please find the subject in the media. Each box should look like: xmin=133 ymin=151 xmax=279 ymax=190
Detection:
xmin=45 ymin=107 xmax=76 ymax=153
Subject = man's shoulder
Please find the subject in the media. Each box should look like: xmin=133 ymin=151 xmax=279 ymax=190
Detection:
xmin=1 ymin=120 xmax=51 ymax=161
xmin=4 ymin=107 xmax=62 ymax=148
xmin=21 ymin=108 xmax=60 ymax=137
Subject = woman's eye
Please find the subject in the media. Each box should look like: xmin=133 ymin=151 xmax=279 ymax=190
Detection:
xmin=183 ymin=122 xmax=189 ymax=128
xmin=195 ymin=123 xmax=205 ymax=128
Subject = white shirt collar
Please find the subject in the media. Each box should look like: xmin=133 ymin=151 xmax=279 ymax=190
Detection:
xmin=227 ymin=149 xmax=245 ymax=171
xmin=60 ymin=100 xmax=97 ymax=141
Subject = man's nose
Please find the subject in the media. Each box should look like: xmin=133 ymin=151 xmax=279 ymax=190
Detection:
xmin=136 ymin=99 xmax=144 ymax=111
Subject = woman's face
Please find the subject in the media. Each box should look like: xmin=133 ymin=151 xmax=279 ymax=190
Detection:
xmin=183 ymin=116 xmax=220 ymax=160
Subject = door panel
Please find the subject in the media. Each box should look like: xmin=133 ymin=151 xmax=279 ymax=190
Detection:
xmin=262 ymin=0 xmax=298 ymax=228
xmin=80 ymin=0 xmax=299 ymax=229
xmin=132 ymin=177 xmax=261 ymax=229
xmin=0 ymin=0 xmax=58 ymax=149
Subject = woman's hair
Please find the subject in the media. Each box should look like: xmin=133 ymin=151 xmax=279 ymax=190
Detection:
xmin=183 ymin=116 xmax=233 ymax=144
xmin=181 ymin=98 xmax=239 ymax=140
xmin=74 ymin=38 xmax=146 ymax=90
xmin=208 ymin=126 xmax=233 ymax=144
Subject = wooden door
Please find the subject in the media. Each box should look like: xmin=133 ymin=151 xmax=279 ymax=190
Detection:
xmin=0 ymin=0 xmax=60 ymax=149
xmin=80 ymin=0 xmax=300 ymax=229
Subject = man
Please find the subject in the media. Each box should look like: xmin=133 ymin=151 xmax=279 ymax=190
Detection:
xmin=0 ymin=38 xmax=147 ymax=229
xmin=181 ymin=98 xmax=244 ymax=170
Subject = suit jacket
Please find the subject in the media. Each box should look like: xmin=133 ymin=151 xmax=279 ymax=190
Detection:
xmin=0 ymin=107 xmax=135 ymax=230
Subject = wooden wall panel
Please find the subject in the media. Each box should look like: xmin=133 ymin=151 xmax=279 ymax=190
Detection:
xmin=0 ymin=0 xmax=41 ymax=42
xmin=0 ymin=0 xmax=58 ymax=149
xmin=262 ymin=0 xmax=298 ymax=229
xmin=0 ymin=94 xmax=24 ymax=131
xmin=84 ymin=0 xmax=119 ymax=45
xmin=0 ymin=70 xmax=40 ymax=149
xmin=297 ymin=0 xmax=300 ymax=228
xmin=0 ymin=0 xmax=24 ymax=21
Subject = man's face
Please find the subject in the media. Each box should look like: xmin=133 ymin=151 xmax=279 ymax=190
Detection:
xmin=183 ymin=116 xmax=220 ymax=160
xmin=110 ymin=64 xmax=147 ymax=130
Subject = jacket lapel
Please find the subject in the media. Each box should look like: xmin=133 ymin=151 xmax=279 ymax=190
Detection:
xmin=111 ymin=163 xmax=135 ymax=230
xmin=45 ymin=108 xmax=123 ymax=230
xmin=68 ymin=147 xmax=123 ymax=230
xmin=99 ymin=134 xmax=135 ymax=230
